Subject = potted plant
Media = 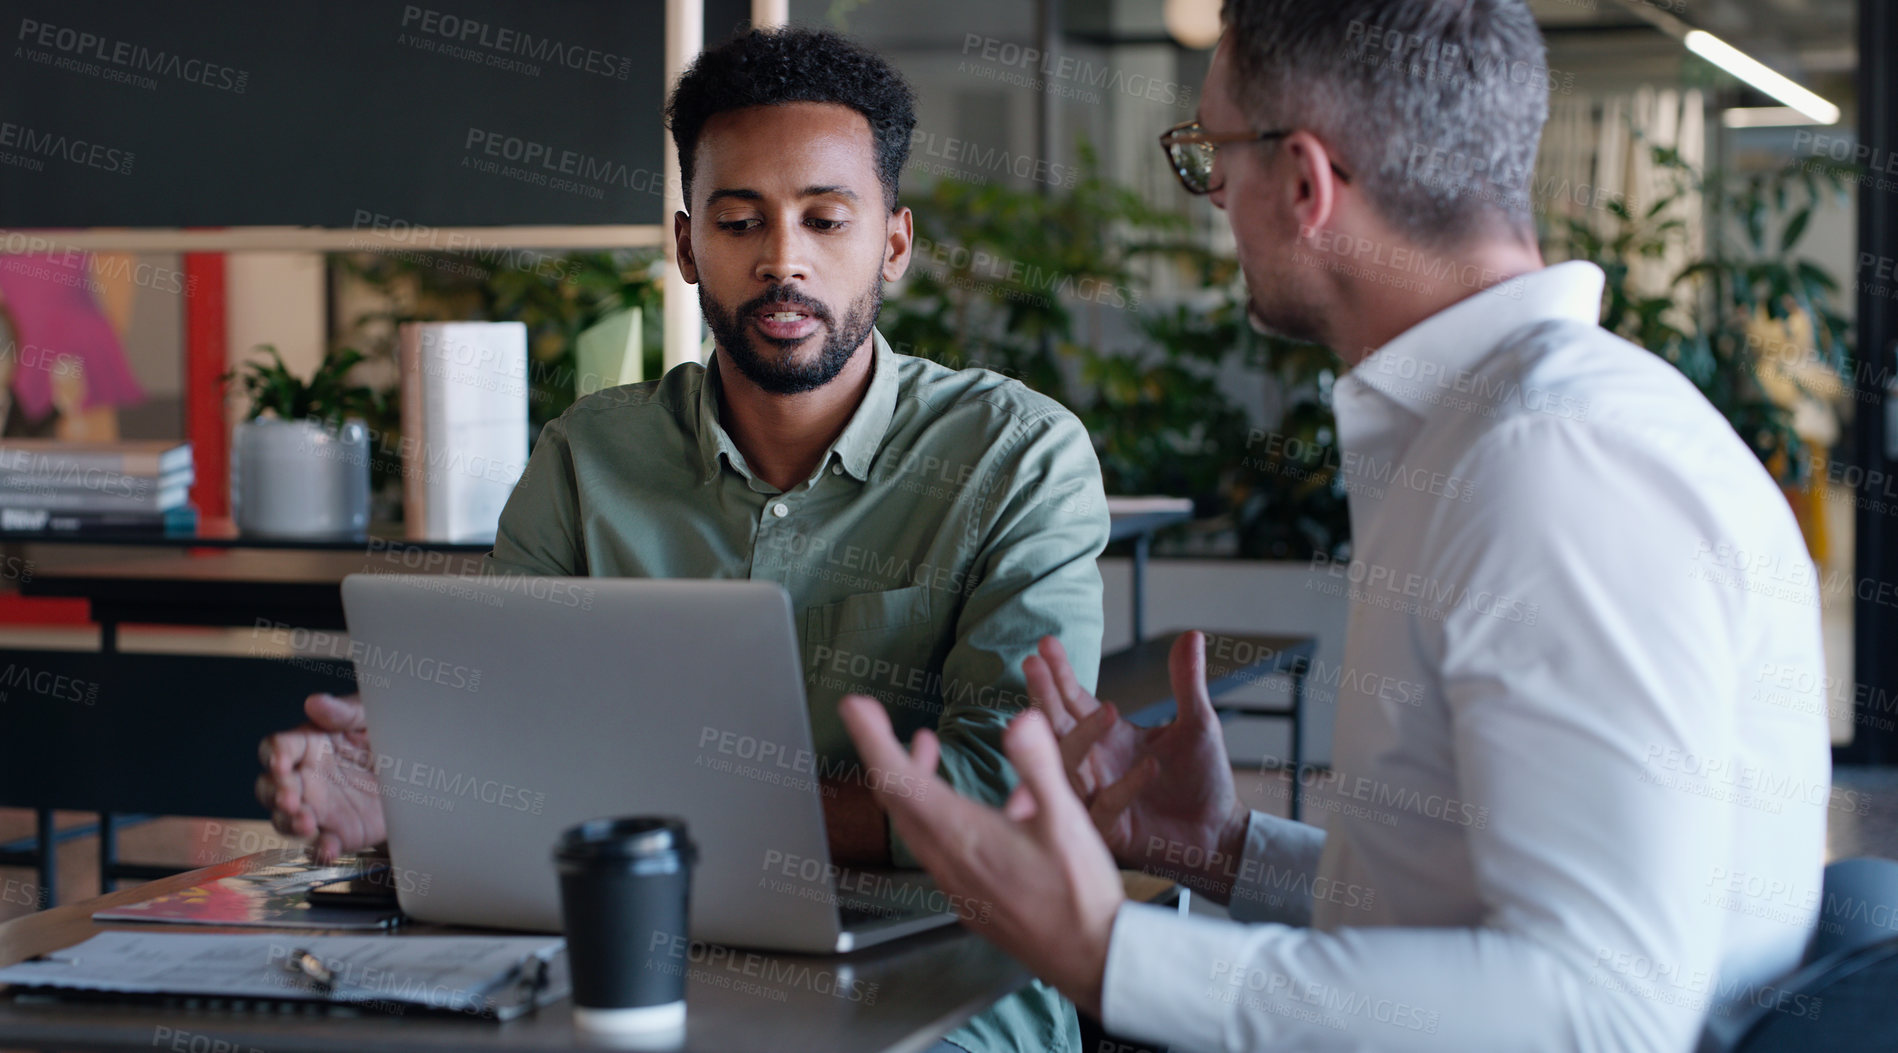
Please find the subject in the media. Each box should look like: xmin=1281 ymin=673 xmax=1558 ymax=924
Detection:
xmin=226 ymin=344 xmax=380 ymax=540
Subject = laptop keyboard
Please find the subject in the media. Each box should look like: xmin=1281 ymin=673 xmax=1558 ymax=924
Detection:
xmin=837 ymin=901 xmax=893 ymax=928
xmin=830 ymin=868 xmax=952 ymax=931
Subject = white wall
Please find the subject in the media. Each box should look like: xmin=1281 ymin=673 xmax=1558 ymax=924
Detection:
xmin=225 ymin=252 xmax=327 ymax=422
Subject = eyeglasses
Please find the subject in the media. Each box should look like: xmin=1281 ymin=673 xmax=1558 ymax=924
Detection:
xmin=1158 ymin=120 xmax=1352 ymax=196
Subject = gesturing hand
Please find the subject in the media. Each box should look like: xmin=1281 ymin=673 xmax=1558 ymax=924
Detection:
xmin=837 ymin=696 xmax=1125 ymax=1017
xmin=255 ymin=693 xmax=387 ymax=863
xmin=1025 ymin=632 xmax=1252 ymax=902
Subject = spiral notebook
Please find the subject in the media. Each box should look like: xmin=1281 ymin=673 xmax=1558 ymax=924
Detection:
xmin=0 ymin=932 xmax=567 ymax=1021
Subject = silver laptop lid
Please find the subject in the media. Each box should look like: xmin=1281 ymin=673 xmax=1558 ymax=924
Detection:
xmin=339 ymin=573 xmax=843 ymax=951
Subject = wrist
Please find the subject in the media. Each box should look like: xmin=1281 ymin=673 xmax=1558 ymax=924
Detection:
xmin=1187 ymin=803 xmax=1252 ymax=905
xmin=1068 ymin=894 xmax=1122 ymax=1020
xmin=1217 ymin=801 xmax=1251 ymax=866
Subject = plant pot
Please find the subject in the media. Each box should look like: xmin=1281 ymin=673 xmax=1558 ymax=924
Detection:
xmin=231 ymin=417 xmax=371 ymax=540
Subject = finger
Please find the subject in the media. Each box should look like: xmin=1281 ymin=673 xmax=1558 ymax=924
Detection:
xmin=1002 ymin=782 xmax=1038 ymax=822
xmin=908 ymin=726 xmax=941 ymax=776
xmin=255 ymin=773 xmax=280 ymax=812
xmin=1001 ymin=710 xmax=1086 ymax=832
xmin=1059 ymin=705 xmax=1118 ymax=788
xmin=1022 ymin=655 xmax=1075 ymax=736
xmin=287 ymin=805 xmax=317 ymax=839
xmin=1090 ymin=755 xmax=1159 ymax=831
xmin=313 ymin=832 xmax=341 ymax=865
xmin=265 ymin=744 xmax=305 ymax=813
xmin=1169 ymin=631 xmax=1218 ymax=733
xmin=305 ymin=692 xmax=369 ymax=734
xmin=265 ymin=730 xmax=309 ymax=779
xmin=1037 ymin=635 xmax=1100 ymax=719
xmin=838 ymin=694 xmax=898 ymax=757
xmin=840 ymin=696 xmax=935 ymax=800
xmin=270 ymin=808 xmax=297 ymax=836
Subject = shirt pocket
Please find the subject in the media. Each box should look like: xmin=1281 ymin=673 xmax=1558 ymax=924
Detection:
xmin=805 ymin=584 xmax=936 ymax=639
xmin=802 ymin=584 xmax=948 ymax=732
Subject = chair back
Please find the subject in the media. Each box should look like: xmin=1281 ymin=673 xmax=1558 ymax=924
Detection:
xmin=1706 ymin=857 xmax=1898 ymax=1053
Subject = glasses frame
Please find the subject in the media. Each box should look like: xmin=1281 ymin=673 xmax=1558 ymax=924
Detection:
xmin=1158 ymin=120 xmax=1352 ymax=195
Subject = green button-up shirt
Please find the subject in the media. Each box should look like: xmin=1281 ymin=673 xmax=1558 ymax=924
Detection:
xmin=481 ymin=329 xmax=1107 ymax=1053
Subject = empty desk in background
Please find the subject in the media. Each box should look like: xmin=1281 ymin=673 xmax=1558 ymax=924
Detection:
xmin=1104 ymin=506 xmax=1192 ymax=645
xmin=1097 ymin=630 xmax=1316 ymax=820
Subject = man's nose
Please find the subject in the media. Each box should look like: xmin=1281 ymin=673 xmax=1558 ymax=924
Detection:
xmin=755 ymin=225 xmax=812 ymax=284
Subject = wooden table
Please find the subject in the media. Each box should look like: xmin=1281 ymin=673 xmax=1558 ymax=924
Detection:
xmin=0 ymin=853 xmax=1176 ymax=1053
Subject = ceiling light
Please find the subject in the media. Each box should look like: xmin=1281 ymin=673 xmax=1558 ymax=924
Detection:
xmin=1164 ymin=0 xmax=1222 ymax=50
xmin=1685 ymin=30 xmax=1840 ymax=125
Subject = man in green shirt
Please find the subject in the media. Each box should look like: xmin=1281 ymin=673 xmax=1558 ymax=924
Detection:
xmin=255 ymin=26 xmax=1106 ymax=1053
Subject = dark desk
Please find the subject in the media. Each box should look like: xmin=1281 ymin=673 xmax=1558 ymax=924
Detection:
xmin=0 ymin=852 xmax=1178 ymax=1053
xmin=0 ymin=516 xmax=491 ymax=553
xmin=25 ymin=549 xmax=488 ymax=644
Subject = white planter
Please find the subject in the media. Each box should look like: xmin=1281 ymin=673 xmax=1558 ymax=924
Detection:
xmin=232 ymin=417 xmax=371 ymax=540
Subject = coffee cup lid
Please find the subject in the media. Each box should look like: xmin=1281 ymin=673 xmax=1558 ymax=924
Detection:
xmin=555 ymin=816 xmax=696 ymax=862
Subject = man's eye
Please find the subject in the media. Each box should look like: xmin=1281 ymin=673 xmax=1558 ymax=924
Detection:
xmin=807 ymin=217 xmax=847 ymax=231
xmin=717 ymin=219 xmax=760 ymax=233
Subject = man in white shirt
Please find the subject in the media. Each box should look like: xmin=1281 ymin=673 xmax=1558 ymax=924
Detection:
xmin=838 ymin=0 xmax=1833 ymax=1050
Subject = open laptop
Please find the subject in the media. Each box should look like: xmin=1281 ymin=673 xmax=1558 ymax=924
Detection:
xmin=338 ymin=574 xmax=959 ymax=953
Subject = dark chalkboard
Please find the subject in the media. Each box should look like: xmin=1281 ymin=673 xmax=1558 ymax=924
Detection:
xmin=0 ymin=0 xmax=751 ymax=228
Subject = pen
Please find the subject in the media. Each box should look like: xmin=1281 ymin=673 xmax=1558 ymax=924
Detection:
xmin=282 ymin=948 xmax=336 ymax=995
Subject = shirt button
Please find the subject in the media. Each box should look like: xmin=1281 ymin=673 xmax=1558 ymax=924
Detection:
xmin=771 ymin=503 xmax=789 ymax=518
xmin=831 ymin=464 xmax=844 ymax=476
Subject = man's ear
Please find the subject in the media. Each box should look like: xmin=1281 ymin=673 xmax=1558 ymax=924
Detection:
xmin=1282 ymin=130 xmax=1340 ymax=244
xmin=674 ymin=210 xmax=698 ymax=284
xmin=882 ymin=205 xmax=914 ymax=283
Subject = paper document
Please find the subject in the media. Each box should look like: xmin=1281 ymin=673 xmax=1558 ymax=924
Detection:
xmin=0 ymin=932 xmax=567 ymax=1019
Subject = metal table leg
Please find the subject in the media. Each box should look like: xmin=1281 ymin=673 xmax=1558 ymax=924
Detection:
xmin=99 ymin=812 xmax=116 ymax=893
xmin=1131 ymin=533 xmax=1150 ymax=645
xmin=35 ymin=807 xmax=56 ymax=908
xmin=1289 ymin=657 xmax=1307 ymax=822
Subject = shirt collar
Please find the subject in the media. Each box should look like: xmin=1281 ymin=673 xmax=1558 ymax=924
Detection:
xmin=1344 ymin=260 xmax=1606 ymax=419
xmin=694 ymin=328 xmax=900 ymax=486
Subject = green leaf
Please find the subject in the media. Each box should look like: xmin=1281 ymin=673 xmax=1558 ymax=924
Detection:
xmin=1779 ymin=207 xmax=1812 ymax=254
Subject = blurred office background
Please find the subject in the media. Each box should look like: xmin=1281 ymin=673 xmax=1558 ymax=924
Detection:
xmin=0 ymin=0 xmax=1893 ymax=910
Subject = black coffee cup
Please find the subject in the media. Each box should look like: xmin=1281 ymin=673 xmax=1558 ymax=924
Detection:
xmin=554 ymin=816 xmax=697 ymax=1034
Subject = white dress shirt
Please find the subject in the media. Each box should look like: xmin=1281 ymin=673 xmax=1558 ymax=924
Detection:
xmin=1100 ymin=261 xmax=1831 ymax=1052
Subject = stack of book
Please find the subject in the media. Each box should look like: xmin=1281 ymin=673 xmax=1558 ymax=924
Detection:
xmin=0 ymin=439 xmax=198 ymax=536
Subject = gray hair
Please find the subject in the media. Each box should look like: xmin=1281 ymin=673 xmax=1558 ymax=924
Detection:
xmin=1219 ymin=0 xmax=1550 ymax=248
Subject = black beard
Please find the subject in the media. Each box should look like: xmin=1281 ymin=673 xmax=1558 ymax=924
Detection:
xmin=701 ymin=278 xmax=882 ymax=395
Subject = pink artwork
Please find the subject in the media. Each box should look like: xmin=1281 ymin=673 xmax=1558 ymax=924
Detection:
xmin=0 ymin=252 xmax=146 ymax=419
